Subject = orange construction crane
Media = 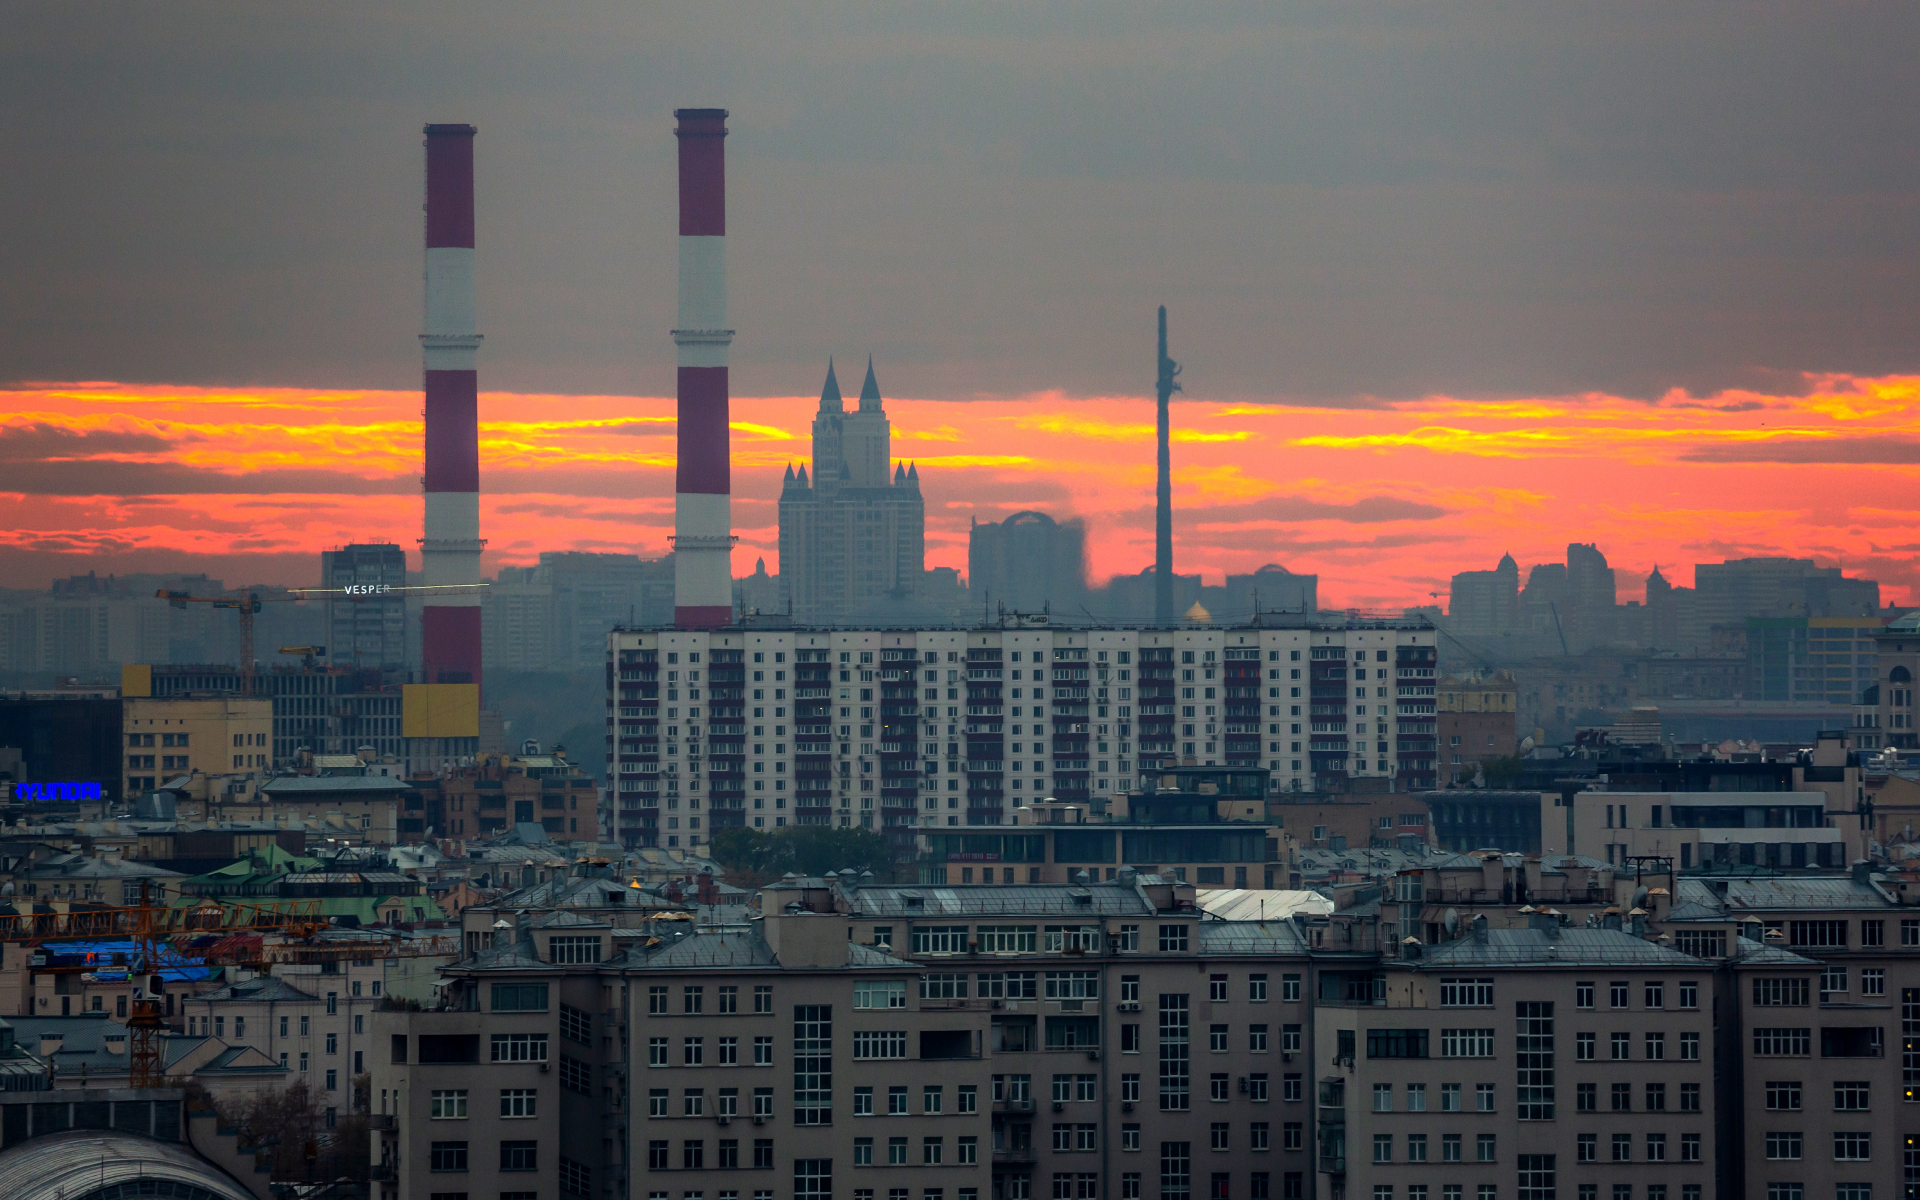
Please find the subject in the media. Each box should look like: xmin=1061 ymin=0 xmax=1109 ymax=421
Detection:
xmin=0 ymin=882 xmax=454 ymax=1087
xmin=156 ymin=589 xmax=302 ymax=698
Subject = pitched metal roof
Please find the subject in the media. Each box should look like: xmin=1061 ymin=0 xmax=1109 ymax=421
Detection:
xmin=1199 ymin=921 xmax=1311 ymax=955
xmin=1676 ymin=875 xmax=1894 ymax=912
xmin=1197 ymin=890 xmax=1332 ymax=923
xmin=843 ymin=883 xmax=1159 ymax=918
xmin=1416 ymin=927 xmax=1706 ymax=968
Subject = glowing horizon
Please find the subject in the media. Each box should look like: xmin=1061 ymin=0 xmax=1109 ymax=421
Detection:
xmin=2 ymin=373 xmax=1917 ymax=609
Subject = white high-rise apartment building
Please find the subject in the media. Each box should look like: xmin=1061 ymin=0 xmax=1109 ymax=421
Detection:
xmin=603 ymin=616 xmax=1438 ymax=851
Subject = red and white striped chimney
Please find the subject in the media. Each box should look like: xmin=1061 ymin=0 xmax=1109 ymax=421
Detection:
xmin=671 ymin=108 xmax=735 ymax=628
xmin=420 ymin=123 xmax=484 ymax=687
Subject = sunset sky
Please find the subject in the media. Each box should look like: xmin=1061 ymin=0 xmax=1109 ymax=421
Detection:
xmin=4 ymin=372 xmax=1916 ymax=608
xmin=5 ymin=3 xmax=1919 ymax=607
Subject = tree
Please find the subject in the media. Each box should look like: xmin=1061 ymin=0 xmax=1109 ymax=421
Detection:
xmin=217 ymin=1079 xmax=369 ymax=1184
xmin=709 ymin=825 xmax=894 ymax=886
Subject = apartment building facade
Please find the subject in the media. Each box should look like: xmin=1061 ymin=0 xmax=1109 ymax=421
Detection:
xmin=604 ymin=617 xmax=1442 ymax=852
xmin=370 ymin=866 xmax=1920 ymax=1200
xmin=123 ymin=694 xmax=273 ymax=796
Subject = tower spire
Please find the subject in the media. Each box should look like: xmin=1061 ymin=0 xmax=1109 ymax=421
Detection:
xmin=1153 ymin=305 xmax=1182 ymax=628
xmin=859 ymin=356 xmax=882 ymax=412
xmin=820 ymin=358 xmax=843 ymax=412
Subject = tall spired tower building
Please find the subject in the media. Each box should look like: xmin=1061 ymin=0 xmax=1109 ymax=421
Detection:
xmin=778 ymin=359 xmax=925 ymax=624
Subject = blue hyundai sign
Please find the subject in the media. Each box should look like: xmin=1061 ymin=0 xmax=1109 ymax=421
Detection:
xmin=6 ymin=782 xmax=104 ymax=801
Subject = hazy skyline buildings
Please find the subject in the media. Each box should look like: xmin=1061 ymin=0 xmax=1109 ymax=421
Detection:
xmin=777 ymin=360 xmax=927 ymax=624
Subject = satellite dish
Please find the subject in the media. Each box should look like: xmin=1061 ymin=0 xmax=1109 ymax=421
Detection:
xmin=1632 ymin=886 xmax=1649 ymax=909
xmin=1519 ymin=735 xmax=1536 ymax=754
xmin=1443 ymin=908 xmax=1459 ymax=936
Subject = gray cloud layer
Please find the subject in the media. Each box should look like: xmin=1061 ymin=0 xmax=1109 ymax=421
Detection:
xmin=3 ymin=2 xmax=1917 ymax=402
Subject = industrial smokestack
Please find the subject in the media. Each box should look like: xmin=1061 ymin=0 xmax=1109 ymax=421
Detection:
xmin=420 ymin=124 xmax=484 ymax=688
xmin=671 ymin=108 xmax=735 ymax=628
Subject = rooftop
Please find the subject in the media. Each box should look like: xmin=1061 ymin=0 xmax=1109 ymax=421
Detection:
xmin=1416 ymin=927 xmax=1707 ymax=968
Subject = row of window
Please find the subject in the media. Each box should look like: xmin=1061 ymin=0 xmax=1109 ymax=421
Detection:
xmin=1374 ymin=1189 xmax=1703 ymax=1200
xmin=646 ymin=1139 xmax=779 ymax=1171
xmin=429 ymin=1089 xmax=537 ymax=1119
xmin=1372 ymin=1133 xmax=1504 ymax=1164
xmin=1760 ymin=1131 xmax=1875 ymax=1161
xmin=648 ymin=1088 xmax=775 ymax=1119
xmin=1570 ymin=1082 xmax=1702 ymax=1113
xmin=1763 ymin=1080 xmax=1874 ymax=1111
xmin=647 ymin=1035 xmax=776 ymax=1067
xmin=649 ymin=985 xmax=778 ymax=1015
xmin=852 ymin=1136 xmax=979 ymax=1166
xmin=1370 ymin=1083 xmax=1498 ymax=1113
xmin=1567 ymin=1133 xmax=1705 ymax=1163
xmin=884 ymin=926 xmax=1210 ymax=956
xmin=1571 ymin=1031 xmax=1702 ymax=1061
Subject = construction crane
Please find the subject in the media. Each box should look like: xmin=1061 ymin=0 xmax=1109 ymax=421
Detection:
xmin=0 ymin=881 xmax=458 ymax=1087
xmin=156 ymin=589 xmax=301 ymax=698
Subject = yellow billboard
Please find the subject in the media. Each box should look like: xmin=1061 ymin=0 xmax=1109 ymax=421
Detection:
xmin=121 ymin=664 xmax=153 ymax=698
xmin=402 ymin=683 xmax=480 ymax=739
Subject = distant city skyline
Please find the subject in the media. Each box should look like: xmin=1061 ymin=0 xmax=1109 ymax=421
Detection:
xmin=1 ymin=373 xmax=1914 ymax=610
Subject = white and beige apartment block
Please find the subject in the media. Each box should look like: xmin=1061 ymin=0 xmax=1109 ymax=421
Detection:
xmin=605 ymin=617 xmax=1442 ymax=851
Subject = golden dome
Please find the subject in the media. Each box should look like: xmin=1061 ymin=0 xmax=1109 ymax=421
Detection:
xmin=1183 ymin=601 xmax=1211 ymax=622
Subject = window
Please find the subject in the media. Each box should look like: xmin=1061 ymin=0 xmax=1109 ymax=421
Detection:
xmin=1763 ymin=1131 xmax=1801 ymax=1160
xmin=649 ymin=1089 xmax=668 ymax=1117
xmin=1753 ymin=978 xmax=1811 ymax=1006
xmin=1575 ymin=1032 xmax=1594 ymax=1061
xmin=795 ymin=1160 xmax=832 ymax=1200
xmin=1476 ymin=1134 xmax=1495 ymax=1162
xmin=755 ymin=1036 xmax=773 ymax=1065
xmin=1577 ymin=1135 xmax=1595 ymax=1163
xmin=1476 ymin=1083 xmax=1494 ymax=1112
xmin=854 ymin=1138 xmax=874 ymax=1166
xmin=923 ymin=973 xmax=969 ymax=1000
xmin=1679 ymin=1031 xmax=1699 ymax=1061
xmin=500 ymin=1089 xmax=536 ymax=1118
xmin=431 ymin=1090 xmax=468 ymax=1119
xmin=958 ymin=1137 xmax=978 ymax=1165
xmin=890 ymin=1087 xmax=908 ymax=1115
xmin=1610 ymin=1032 xmax=1630 ymax=1060
xmin=1282 ymin=1074 xmax=1301 ymax=1103
xmin=1645 ymin=1032 xmax=1665 ymax=1060
xmin=1248 ymin=1073 xmax=1268 ymax=1101
xmin=1608 ymin=982 xmax=1629 ymax=1008
xmin=1373 ymin=1084 xmax=1392 ymax=1112
xmin=1249 ymin=975 xmax=1268 ymax=1002
xmin=1159 ymin=995 xmax=1190 ymax=1111
xmin=924 ymin=1137 xmax=945 ymax=1165
xmin=1210 ymin=1025 xmax=1229 ymax=1052
xmin=1574 ymin=982 xmax=1594 ymax=1009
xmin=719 ymin=985 xmax=739 ymax=1014
xmin=1574 ymin=1083 xmax=1594 ymax=1112
xmin=649 ymin=1037 xmax=668 ymax=1067
xmin=1679 ymin=1082 xmax=1700 ymax=1112
xmin=549 ymin=936 xmax=601 ymax=964
xmin=794 ymin=1006 xmax=832 ymax=1126
xmin=1643 ymin=982 xmax=1664 ymax=1009
xmin=856 ymin=981 xmax=907 ymax=1009
xmin=1368 ymin=1029 xmax=1430 ymax=1058
xmin=959 ymin=1086 xmax=977 ymax=1113
xmin=685 ymin=1037 xmax=705 ymax=1065
xmin=853 ymin=1031 xmax=907 ymax=1059
xmin=1765 ymin=1081 xmax=1802 ymax=1110
xmin=684 ymin=1088 xmax=705 ymax=1117
xmin=1831 ymin=1131 xmax=1870 ymax=1160
xmin=1611 ymin=1083 xmax=1630 ymax=1112
xmin=925 ymin=1085 xmax=945 ymax=1113
xmin=1405 ymin=1133 xmax=1426 ymax=1163
xmin=1279 ymin=1025 xmax=1299 ymax=1054
xmin=1405 ymin=1083 xmax=1425 ymax=1111
xmin=1680 ymin=1133 xmax=1700 ymax=1163
xmin=1439 ymin=1029 xmax=1492 ymax=1058
xmin=1678 ymin=981 xmax=1698 ymax=1009
xmin=491 ymin=1033 xmax=547 ymax=1062
xmin=650 ymin=985 xmax=669 ymax=1015
xmin=1159 ymin=925 xmax=1190 ymax=952
xmin=1282 ymin=975 xmax=1300 ymax=1003
xmin=430 ymin=1142 xmax=469 ymax=1172
xmin=755 ymin=985 xmax=774 ymax=1013
xmin=1441 ymin=1135 xmax=1461 ymax=1163
xmin=912 ymin=926 xmax=970 ymax=954
xmin=1515 ymin=1002 xmax=1552 ymax=1121
xmin=1645 ymin=1132 xmax=1667 ymax=1161
xmin=1833 ymin=1080 xmax=1869 ymax=1111
xmin=1612 ymin=1133 xmax=1632 ymax=1162
xmin=561 ymin=1003 xmax=592 ymax=1044
xmin=493 ymin=983 xmax=549 ymax=1012
xmin=1283 ymin=1123 xmax=1302 ymax=1152
xmin=1440 ymin=978 xmax=1493 ymax=1007
xmin=1161 ymin=1142 xmax=1192 ymax=1200
xmin=1046 ymin=971 xmax=1101 ymax=1000
xmin=1861 ymin=968 xmax=1885 ymax=997
xmin=1373 ymin=1134 xmax=1392 ymax=1164
xmin=559 ymin=1157 xmax=591 ymax=1198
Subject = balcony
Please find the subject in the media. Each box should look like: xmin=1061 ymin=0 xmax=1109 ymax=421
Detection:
xmin=991 ymin=1146 xmax=1036 ymax=1163
xmin=993 ymin=1097 xmax=1036 ymax=1114
xmin=370 ymin=1113 xmax=395 ymax=1131
xmin=370 ymin=1162 xmax=397 ymax=1181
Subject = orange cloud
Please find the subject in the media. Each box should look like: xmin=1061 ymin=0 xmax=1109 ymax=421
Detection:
xmin=0 ymin=375 xmax=1916 ymax=609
